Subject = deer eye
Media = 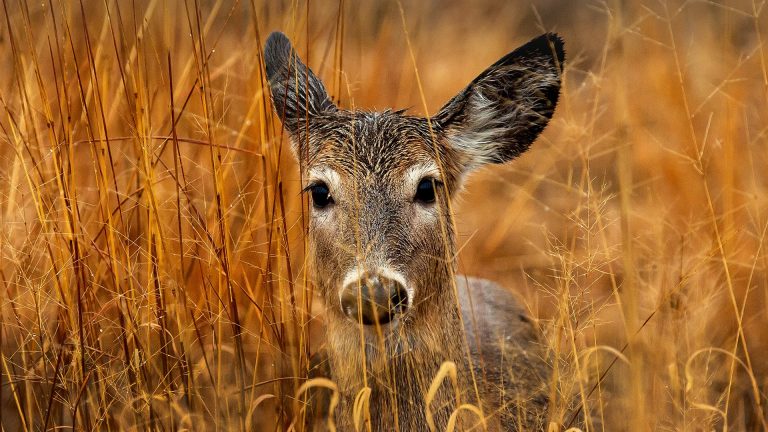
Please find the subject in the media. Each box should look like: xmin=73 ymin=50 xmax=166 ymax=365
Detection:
xmin=414 ymin=178 xmax=438 ymax=204
xmin=309 ymin=182 xmax=334 ymax=209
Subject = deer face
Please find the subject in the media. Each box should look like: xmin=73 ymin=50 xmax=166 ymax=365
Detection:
xmin=288 ymin=109 xmax=460 ymax=328
xmin=264 ymin=32 xmax=564 ymax=331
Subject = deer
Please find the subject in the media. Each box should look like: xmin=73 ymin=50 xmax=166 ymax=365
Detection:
xmin=264 ymin=31 xmax=565 ymax=431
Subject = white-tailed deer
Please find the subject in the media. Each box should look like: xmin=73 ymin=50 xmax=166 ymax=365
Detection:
xmin=265 ymin=31 xmax=565 ymax=431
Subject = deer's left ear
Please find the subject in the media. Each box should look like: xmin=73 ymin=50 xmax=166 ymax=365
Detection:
xmin=434 ymin=33 xmax=565 ymax=171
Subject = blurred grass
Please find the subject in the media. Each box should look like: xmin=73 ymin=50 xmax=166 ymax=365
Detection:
xmin=0 ymin=0 xmax=767 ymax=430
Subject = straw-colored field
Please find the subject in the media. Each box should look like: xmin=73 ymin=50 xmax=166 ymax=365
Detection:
xmin=1 ymin=0 xmax=767 ymax=430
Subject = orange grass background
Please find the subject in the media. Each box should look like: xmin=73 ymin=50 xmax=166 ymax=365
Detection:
xmin=1 ymin=0 xmax=767 ymax=430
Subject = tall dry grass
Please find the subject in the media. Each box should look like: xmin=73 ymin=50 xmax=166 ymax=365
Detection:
xmin=0 ymin=0 xmax=766 ymax=430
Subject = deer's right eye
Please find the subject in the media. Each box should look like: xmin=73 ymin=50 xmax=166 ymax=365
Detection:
xmin=414 ymin=178 xmax=438 ymax=204
xmin=309 ymin=183 xmax=334 ymax=209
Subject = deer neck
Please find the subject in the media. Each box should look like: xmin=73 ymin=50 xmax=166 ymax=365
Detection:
xmin=322 ymin=274 xmax=477 ymax=431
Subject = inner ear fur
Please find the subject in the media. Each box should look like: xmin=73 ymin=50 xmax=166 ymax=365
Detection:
xmin=434 ymin=33 xmax=565 ymax=170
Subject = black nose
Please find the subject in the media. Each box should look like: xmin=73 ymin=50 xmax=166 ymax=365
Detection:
xmin=340 ymin=272 xmax=408 ymax=326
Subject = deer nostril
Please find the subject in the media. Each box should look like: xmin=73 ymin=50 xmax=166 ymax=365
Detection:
xmin=340 ymin=275 xmax=409 ymax=326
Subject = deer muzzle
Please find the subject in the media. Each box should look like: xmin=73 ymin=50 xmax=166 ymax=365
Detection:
xmin=340 ymin=270 xmax=409 ymax=326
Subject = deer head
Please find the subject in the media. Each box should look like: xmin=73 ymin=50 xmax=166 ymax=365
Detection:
xmin=264 ymin=31 xmax=564 ymax=336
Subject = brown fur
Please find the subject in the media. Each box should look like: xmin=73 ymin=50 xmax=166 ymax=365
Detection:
xmin=264 ymin=31 xmax=565 ymax=431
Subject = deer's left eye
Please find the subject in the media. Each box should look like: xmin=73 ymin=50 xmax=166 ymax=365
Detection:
xmin=414 ymin=178 xmax=438 ymax=204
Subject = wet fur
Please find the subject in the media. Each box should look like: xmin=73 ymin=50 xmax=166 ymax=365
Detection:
xmin=264 ymin=31 xmax=565 ymax=431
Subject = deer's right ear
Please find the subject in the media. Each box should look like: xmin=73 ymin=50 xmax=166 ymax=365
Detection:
xmin=264 ymin=32 xmax=337 ymax=142
xmin=434 ymin=33 xmax=565 ymax=173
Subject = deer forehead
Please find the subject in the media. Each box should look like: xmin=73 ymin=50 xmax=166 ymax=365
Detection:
xmin=306 ymin=111 xmax=435 ymax=159
xmin=303 ymin=111 xmax=443 ymax=190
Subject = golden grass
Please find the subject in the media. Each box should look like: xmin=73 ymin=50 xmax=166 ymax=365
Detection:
xmin=1 ymin=0 xmax=767 ymax=430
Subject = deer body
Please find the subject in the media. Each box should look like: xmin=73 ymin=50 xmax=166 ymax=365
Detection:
xmin=264 ymin=32 xmax=565 ymax=431
xmin=321 ymin=276 xmax=549 ymax=431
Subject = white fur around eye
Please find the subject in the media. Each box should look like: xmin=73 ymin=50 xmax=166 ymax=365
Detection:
xmin=306 ymin=167 xmax=342 ymax=204
xmin=305 ymin=168 xmax=341 ymax=225
xmin=307 ymin=167 xmax=341 ymax=192
xmin=404 ymin=163 xmax=440 ymax=196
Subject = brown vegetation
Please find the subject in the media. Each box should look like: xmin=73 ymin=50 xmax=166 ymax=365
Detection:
xmin=1 ymin=0 xmax=767 ymax=430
